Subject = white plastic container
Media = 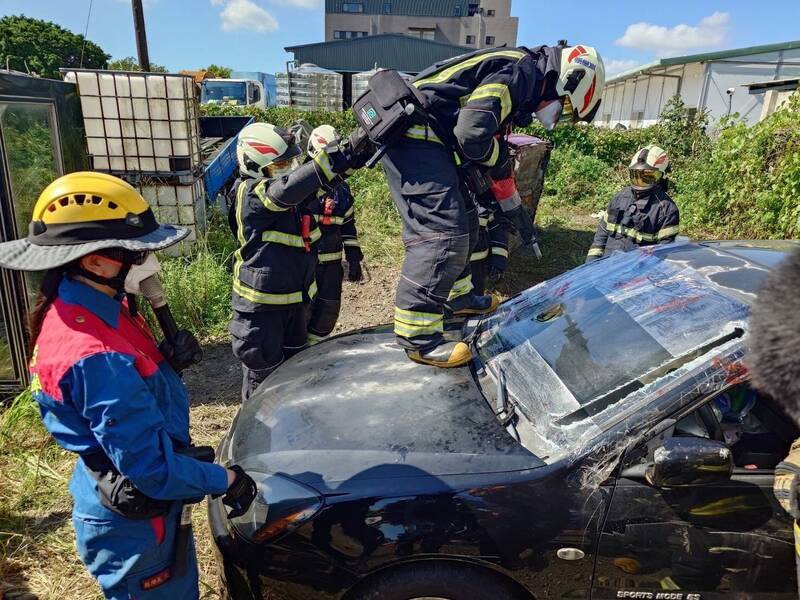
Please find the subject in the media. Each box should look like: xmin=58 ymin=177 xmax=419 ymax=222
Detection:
xmin=63 ymin=69 xmax=201 ymax=176
xmin=276 ymin=63 xmax=343 ymax=112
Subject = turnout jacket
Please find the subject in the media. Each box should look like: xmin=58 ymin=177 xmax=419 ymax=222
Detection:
xmin=412 ymin=45 xmax=556 ymax=167
xmin=231 ymin=174 xmax=321 ymax=311
xmin=586 ymin=185 xmax=680 ymax=262
xmin=306 ymin=182 xmax=363 ymax=265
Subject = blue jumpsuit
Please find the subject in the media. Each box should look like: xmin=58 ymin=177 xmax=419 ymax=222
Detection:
xmin=29 ymin=277 xmax=229 ymax=599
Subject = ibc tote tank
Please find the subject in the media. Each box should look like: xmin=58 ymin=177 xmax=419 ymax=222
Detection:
xmin=352 ymin=67 xmax=412 ymax=101
xmin=276 ymin=63 xmax=343 ymax=112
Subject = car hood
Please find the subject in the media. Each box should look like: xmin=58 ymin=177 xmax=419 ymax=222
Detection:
xmin=224 ymin=330 xmax=541 ymax=488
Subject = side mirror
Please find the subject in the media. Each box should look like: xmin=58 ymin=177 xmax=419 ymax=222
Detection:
xmin=646 ymin=438 xmax=732 ymax=487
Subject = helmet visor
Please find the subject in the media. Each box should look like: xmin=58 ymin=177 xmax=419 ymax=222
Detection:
xmin=266 ymin=156 xmax=302 ymax=179
xmin=629 ymin=168 xmax=663 ymax=190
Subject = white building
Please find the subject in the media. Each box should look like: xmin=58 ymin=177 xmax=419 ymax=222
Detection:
xmin=598 ymin=40 xmax=800 ymax=129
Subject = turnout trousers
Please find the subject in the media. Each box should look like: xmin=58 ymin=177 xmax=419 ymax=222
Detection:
xmin=382 ymin=135 xmax=477 ymax=351
xmin=308 ymin=261 xmax=344 ymax=342
xmin=230 ymin=305 xmax=310 ymax=401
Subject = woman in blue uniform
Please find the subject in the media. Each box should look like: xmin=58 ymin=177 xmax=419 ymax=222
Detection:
xmin=0 ymin=172 xmax=257 ymax=599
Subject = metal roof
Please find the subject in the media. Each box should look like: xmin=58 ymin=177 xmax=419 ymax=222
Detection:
xmin=608 ymin=39 xmax=800 ymax=84
xmin=742 ymin=77 xmax=800 ymax=93
xmin=325 ymin=0 xmax=469 ymax=17
xmin=285 ymin=34 xmax=471 ymax=73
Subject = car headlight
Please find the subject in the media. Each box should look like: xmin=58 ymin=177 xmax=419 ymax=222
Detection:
xmin=228 ymin=471 xmax=324 ymax=543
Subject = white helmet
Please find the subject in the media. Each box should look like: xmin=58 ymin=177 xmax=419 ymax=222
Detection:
xmin=236 ymin=122 xmax=302 ymax=178
xmin=308 ymin=125 xmax=340 ymax=155
xmin=628 ymin=144 xmax=669 ymax=191
xmin=556 ymin=45 xmax=605 ymax=122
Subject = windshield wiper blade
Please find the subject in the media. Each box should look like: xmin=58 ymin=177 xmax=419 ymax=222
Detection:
xmin=494 ymin=363 xmax=520 ymax=441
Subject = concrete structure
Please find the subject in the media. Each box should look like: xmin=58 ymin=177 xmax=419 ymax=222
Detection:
xmin=324 ymin=0 xmax=517 ymax=49
xmin=598 ymin=40 xmax=800 ymax=129
xmin=743 ymin=77 xmax=799 ymax=121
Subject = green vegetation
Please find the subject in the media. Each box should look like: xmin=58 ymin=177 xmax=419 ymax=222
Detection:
xmin=204 ymin=64 xmax=233 ymax=78
xmin=0 ymin=15 xmax=109 ymax=78
xmin=107 ymin=56 xmax=167 ymax=73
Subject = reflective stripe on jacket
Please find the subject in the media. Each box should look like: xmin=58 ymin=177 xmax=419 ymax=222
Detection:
xmin=587 ymin=185 xmax=680 ymax=261
xmin=306 ymin=181 xmax=363 ymax=264
xmin=232 ymin=177 xmax=319 ymax=310
xmin=412 ymin=45 xmax=549 ymax=166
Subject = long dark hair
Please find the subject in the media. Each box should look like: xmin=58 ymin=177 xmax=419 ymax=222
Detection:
xmin=28 ymin=266 xmax=68 ymax=354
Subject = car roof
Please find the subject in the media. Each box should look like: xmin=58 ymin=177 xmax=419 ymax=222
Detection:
xmin=654 ymin=240 xmax=799 ymax=303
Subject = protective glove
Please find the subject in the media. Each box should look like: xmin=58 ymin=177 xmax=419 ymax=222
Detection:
xmin=222 ymin=465 xmax=258 ymax=519
xmin=504 ymin=205 xmax=535 ymax=245
xmin=774 ymin=439 xmax=800 ymax=518
xmin=158 ymin=330 xmax=203 ymax=374
xmin=488 ymin=264 xmax=505 ymax=283
xmin=346 ymin=259 xmax=363 ymax=282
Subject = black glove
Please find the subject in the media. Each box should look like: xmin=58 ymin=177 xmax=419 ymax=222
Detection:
xmin=222 ymin=465 xmax=258 ymax=519
xmin=346 ymin=259 xmax=363 ymax=282
xmin=158 ymin=330 xmax=202 ymax=374
xmin=488 ymin=143 xmax=512 ymax=180
xmin=488 ymin=264 xmax=505 ymax=283
xmin=344 ymin=130 xmax=376 ymax=170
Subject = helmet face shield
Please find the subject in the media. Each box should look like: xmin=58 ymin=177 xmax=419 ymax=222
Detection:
xmin=266 ymin=156 xmax=302 ymax=179
xmin=629 ymin=168 xmax=663 ymax=191
xmin=535 ymin=98 xmax=565 ymax=130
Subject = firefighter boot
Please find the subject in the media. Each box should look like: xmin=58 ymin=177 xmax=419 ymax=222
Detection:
xmin=406 ymin=341 xmax=472 ymax=368
xmin=451 ymin=292 xmax=500 ymax=316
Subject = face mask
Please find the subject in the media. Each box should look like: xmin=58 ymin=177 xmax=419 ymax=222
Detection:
xmin=124 ymin=253 xmax=161 ymax=295
xmin=534 ymin=99 xmax=564 ymax=130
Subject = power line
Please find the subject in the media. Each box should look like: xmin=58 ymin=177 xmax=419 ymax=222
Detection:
xmin=79 ymin=0 xmax=94 ymax=68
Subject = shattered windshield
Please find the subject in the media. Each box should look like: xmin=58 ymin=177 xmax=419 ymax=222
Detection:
xmin=475 ymin=249 xmax=750 ymax=461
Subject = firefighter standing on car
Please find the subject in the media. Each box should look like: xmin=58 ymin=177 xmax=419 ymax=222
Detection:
xmin=305 ymin=125 xmax=364 ymax=344
xmin=230 ymin=122 xmax=369 ymax=399
xmin=0 ymin=172 xmax=258 ymax=599
xmin=381 ymin=43 xmax=605 ymax=367
xmin=586 ymin=145 xmax=679 ymax=262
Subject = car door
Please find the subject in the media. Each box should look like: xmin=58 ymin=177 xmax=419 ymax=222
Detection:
xmin=592 ymin=385 xmax=796 ymax=599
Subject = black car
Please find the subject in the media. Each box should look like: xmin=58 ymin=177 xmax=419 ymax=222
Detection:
xmin=210 ymin=240 xmax=800 ymax=600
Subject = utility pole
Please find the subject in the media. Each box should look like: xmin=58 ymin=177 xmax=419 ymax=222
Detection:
xmin=131 ymin=0 xmax=151 ymax=71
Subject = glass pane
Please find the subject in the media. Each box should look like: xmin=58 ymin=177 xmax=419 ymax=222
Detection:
xmin=0 ymin=102 xmax=62 ymax=303
xmin=0 ymin=310 xmax=13 ymax=380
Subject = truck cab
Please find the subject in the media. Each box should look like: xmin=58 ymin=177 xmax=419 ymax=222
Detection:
xmin=201 ymin=78 xmax=265 ymax=108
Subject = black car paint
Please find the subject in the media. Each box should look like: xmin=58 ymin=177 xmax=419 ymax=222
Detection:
xmin=210 ymin=241 xmax=798 ymax=600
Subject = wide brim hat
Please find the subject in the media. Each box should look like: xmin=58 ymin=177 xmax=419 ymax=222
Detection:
xmin=0 ymin=171 xmax=190 ymax=272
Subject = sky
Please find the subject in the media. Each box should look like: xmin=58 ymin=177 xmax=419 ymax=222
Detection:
xmin=1 ymin=0 xmax=799 ymax=77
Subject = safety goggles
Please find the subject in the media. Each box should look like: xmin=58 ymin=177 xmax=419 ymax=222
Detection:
xmin=265 ymin=156 xmax=302 ymax=178
xmin=629 ymin=168 xmax=663 ymax=190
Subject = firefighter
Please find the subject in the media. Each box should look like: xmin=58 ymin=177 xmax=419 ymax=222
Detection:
xmin=305 ymin=125 xmax=364 ymax=344
xmin=230 ymin=122 xmax=368 ymax=400
xmin=586 ymin=145 xmax=679 ymax=262
xmin=0 ymin=172 xmax=258 ymax=599
xmin=385 ymin=43 xmax=605 ymax=367
xmin=749 ymin=248 xmax=800 ymax=596
xmin=470 ymin=200 xmax=509 ymax=296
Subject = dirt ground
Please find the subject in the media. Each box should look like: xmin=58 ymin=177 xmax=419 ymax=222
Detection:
xmin=0 ymin=209 xmax=596 ymax=599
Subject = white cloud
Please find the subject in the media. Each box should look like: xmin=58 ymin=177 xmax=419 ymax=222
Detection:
xmin=268 ymin=0 xmax=322 ymax=7
xmin=615 ymin=11 xmax=731 ymax=57
xmin=605 ymin=59 xmax=640 ymax=77
xmin=216 ymin=0 xmax=279 ymax=32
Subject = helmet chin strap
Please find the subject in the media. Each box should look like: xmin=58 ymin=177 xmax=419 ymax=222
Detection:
xmin=71 ymin=259 xmax=134 ymax=294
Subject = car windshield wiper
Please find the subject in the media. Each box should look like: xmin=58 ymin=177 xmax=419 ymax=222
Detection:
xmin=493 ymin=362 xmax=520 ymax=442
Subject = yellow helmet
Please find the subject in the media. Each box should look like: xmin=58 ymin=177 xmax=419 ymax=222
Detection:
xmin=0 ymin=172 xmax=188 ymax=271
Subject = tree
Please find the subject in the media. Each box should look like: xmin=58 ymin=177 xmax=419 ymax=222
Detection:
xmin=108 ymin=56 xmax=168 ymax=73
xmin=0 ymin=15 xmax=109 ymax=79
xmin=204 ymin=64 xmax=233 ymax=78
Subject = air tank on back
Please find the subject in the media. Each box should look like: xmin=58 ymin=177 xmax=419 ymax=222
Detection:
xmin=352 ymin=66 xmax=412 ymax=101
xmin=276 ymin=63 xmax=343 ymax=112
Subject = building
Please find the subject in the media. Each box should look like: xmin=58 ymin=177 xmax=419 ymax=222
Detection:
xmin=324 ymin=0 xmax=518 ymax=49
xmin=598 ymin=40 xmax=800 ymax=129
xmin=743 ymin=77 xmax=799 ymax=121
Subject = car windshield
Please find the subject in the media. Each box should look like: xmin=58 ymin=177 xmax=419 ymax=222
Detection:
xmin=201 ymin=81 xmax=246 ymax=104
xmin=475 ymin=249 xmax=750 ymax=461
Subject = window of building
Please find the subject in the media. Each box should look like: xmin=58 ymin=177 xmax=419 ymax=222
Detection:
xmin=408 ymin=27 xmax=435 ymax=40
xmin=342 ymin=2 xmax=363 ymax=12
xmin=486 ymin=9 xmax=496 ymax=16
xmin=485 ymin=35 xmax=495 ymax=45
xmin=453 ymin=5 xmax=461 ymax=16
xmin=383 ymin=2 xmax=391 ymax=13
xmin=334 ymin=30 xmax=368 ymax=39
xmin=467 ymin=2 xmax=479 ymax=16
xmin=466 ymin=35 xmax=476 ymax=44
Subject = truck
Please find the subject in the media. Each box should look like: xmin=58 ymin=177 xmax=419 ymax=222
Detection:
xmin=200 ymin=71 xmax=276 ymax=108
